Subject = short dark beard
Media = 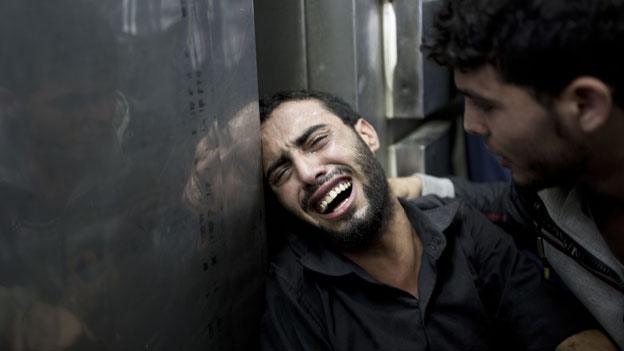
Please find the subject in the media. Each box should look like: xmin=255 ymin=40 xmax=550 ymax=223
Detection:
xmin=317 ymin=136 xmax=392 ymax=251
xmin=513 ymin=106 xmax=588 ymax=191
xmin=518 ymin=155 xmax=587 ymax=191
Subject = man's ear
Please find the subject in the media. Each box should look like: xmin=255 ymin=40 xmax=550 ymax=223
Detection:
xmin=558 ymin=77 xmax=613 ymax=134
xmin=354 ymin=118 xmax=380 ymax=152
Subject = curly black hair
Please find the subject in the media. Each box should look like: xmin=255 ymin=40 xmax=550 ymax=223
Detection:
xmin=259 ymin=90 xmax=362 ymax=127
xmin=425 ymin=0 xmax=624 ymax=106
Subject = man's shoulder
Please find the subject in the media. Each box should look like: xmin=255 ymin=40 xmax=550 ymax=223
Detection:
xmin=406 ymin=195 xmax=482 ymax=225
xmin=267 ymin=235 xmax=311 ymax=294
xmin=410 ymin=194 xmax=458 ymax=209
xmin=404 ymin=195 xmax=512 ymax=248
xmin=267 ymin=232 xmax=351 ymax=297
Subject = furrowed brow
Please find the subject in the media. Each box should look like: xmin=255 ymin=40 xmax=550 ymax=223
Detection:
xmin=294 ymin=124 xmax=327 ymax=148
xmin=265 ymin=124 xmax=328 ymax=182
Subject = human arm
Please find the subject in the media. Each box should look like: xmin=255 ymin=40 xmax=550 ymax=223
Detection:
xmin=458 ymin=204 xmax=615 ymax=351
xmin=389 ymin=173 xmax=454 ymax=200
xmin=391 ymin=174 xmax=532 ymax=229
xmin=388 ymin=176 xmax=424 ymax=199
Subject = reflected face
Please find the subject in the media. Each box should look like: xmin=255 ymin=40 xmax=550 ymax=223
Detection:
xmin=261 ymin=99 xmax=390 ymax=249
xmin=22 ymin=77 xmax=117 ymax=159
xmin=456 ymin=65 xmax=588 ymax=189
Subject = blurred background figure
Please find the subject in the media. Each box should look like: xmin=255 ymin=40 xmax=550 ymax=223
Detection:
xmin=0 ymin=0 xmax=126 ymax=207
xmin=0 ymin=0 xmax=266 ymax=349
xmin=0 ymin=1 xmax=141 ymax=349
xmin=183 ymin=102 xmax=260 ymax=216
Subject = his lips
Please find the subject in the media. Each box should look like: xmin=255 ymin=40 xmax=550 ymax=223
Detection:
xmin=318 ymin=181 xmax=352 ymax=214
xmin=306 ymin=177 xmax=352 ymax=215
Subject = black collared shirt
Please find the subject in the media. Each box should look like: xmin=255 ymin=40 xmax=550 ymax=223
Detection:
xmin=261 ymin=198 xmax=596 ymax=351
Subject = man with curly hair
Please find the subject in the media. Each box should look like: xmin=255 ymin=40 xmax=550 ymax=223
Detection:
xmin=391 ymin=0 xmax=624 ymax=347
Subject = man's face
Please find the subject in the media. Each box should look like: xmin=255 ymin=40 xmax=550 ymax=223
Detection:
xmin=261 ymin=99 xmax=390 ymax=249
xmin=22 ymin=77 xmax=117 ymax=161
xmin=455 ymin=65 xmax=588 ymax=189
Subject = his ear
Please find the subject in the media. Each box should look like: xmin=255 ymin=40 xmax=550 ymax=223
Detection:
xmin=354 ymin=118 xmax=380 ymax=152
xmin=559 ymin=77 xmax=613 ymax=134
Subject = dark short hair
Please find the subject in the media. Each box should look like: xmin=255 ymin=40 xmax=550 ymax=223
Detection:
xmin=259 ymin=90 xmax=361 ymax=127
xmin=425 ymin=0 xmax=624 ymax=106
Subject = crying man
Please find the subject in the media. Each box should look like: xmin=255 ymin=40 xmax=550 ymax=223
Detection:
xmin=259 ymin=90 xmax=614 ymax=351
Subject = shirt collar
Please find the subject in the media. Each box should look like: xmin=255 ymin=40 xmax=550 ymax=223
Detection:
xmin=401 ymin=198 xmax=458 ymax=260
xmin=290 ymin=198 xmax=460 ymax=279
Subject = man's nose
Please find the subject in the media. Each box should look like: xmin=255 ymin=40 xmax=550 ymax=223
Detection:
xmin=293 ymin=155 xmax=326 ymax=185
xmin=463 ymin=105 xmax=488 ymax=136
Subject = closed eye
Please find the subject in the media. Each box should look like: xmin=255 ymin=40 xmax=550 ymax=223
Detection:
xmin=475 ymin=100 xmax=494 ymax=113
xmin=270 ymin=164 xmax=292 ymax=186
xmin=308 ymin=134 xmax=328 ymax=151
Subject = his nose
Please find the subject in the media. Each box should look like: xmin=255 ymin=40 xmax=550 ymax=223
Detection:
xmin=463 ymin=105 xmax=488 ymax=136
xmin=293 ymin=154 xmax=326 ymax=186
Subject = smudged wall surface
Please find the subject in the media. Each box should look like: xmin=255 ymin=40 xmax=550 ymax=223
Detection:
xmin=0 ymin=0 xmax=265 ymax=350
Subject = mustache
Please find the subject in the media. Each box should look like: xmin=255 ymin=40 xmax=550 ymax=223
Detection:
xmin=300 ymin=166 xmax=352 ymax=211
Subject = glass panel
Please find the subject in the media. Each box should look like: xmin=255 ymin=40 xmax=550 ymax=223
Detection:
xmin=0 ymin=0 xmax=265 ymax=349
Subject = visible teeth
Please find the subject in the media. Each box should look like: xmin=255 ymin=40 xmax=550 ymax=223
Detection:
xmin=317 ymin=181 xmax=352 ymax=213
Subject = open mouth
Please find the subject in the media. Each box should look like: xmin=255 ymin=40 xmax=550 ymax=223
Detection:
xmin=316 ymin=180 xmax=352 ymax=214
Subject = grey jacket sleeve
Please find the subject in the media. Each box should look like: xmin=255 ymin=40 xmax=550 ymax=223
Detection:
xmin=419 ymin=173 xmax=533 ymax=229
xmin=419 ymin=174 xmax=543 ymax=251
xmin=451 ymin=177 xmax=529 ymax=221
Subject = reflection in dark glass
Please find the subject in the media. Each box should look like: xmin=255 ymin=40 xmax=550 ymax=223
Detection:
xmin=0 ymin=0 xmax=264 ymax=350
